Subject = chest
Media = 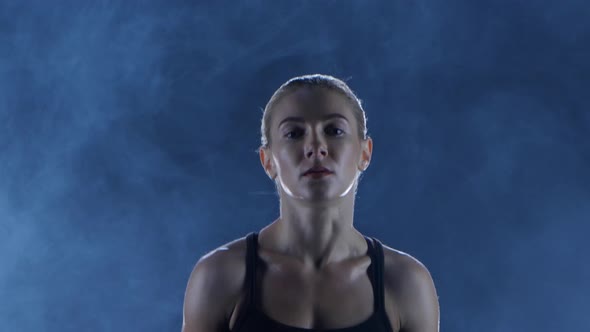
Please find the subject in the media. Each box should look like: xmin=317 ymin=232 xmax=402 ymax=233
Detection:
xmin=228 ymin=252 xmax=400 ymax=331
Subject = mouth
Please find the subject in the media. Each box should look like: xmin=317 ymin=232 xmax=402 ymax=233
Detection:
xmin=303 ymin=170 xmax=333 ymax=178
xmin=304 ymin=172 xmax=332 ymax=179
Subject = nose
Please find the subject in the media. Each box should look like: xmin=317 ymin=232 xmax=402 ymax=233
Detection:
xmin=304 ymin=131 xmax=328 ymax=160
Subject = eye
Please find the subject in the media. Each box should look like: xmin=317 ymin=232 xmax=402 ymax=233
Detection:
xmin=326 ymin=126 xmax=344 ymax=136
xmin=285 ymin=128 xmax=304 ymax=139
xmin=284 ymin=126 xmax=344 ymax=140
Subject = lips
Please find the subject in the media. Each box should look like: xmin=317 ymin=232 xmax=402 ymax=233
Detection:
xmin=303 ymin=166 xmax=332 ymax=176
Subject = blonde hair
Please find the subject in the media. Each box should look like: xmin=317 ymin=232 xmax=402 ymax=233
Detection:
xmin=259 ymin=74 xmax=368 ymax=152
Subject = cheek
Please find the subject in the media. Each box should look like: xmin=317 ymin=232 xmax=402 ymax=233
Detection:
xmin=336 ymin=141 xmax=359 ymax=157
xmin=274 ymin=147 xmax=300 ymax=172
xmin=341 ymin=147 xmax=361 ymax=171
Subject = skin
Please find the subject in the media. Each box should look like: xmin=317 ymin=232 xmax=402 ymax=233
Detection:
xmin=258 ymin=86 xmax=373 ymax=270
xmin=182 ymin=86 xmax=440 ymax=332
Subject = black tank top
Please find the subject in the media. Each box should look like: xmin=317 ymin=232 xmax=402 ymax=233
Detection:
xmin=228 ymin=231 xmax=394 ymax=332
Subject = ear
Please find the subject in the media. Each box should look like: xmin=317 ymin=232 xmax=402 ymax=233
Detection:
xmin=259 ymin=147 xmax=276 ymax=180
xmin=358 ymin=137 xmax=373 ymax=171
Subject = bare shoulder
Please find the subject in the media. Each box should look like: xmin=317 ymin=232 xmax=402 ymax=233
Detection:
xmin=182 ymin=236 xmax=248 ymax=332
xmin=198 ymin=236 xmax=248 ymax=266
xmin=380 ymin=243 xmax=440 ymax=332
xmin=191 ymin=235 xmax=249 ymax=298
xmin=380 ymin=243 xmax=433 ymax=286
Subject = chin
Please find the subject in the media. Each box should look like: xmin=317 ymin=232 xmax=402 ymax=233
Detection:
xmin=303 ymin=188 xmax=351 ymax=202
xmin=279 ymin=180 xmax=353 ymax=201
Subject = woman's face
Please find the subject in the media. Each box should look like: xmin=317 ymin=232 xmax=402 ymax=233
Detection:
xmin=260 ymin=87 xmax=372 ymax=202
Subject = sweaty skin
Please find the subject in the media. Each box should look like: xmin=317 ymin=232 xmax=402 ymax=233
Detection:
xmin=182 ymin=86 xmax=440 ymax=332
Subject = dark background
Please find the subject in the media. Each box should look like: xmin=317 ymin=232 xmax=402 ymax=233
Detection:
xmin=1 ymin=1 xmax=589 ymax=331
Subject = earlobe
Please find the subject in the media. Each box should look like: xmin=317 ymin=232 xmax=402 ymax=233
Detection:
xmin=359 ymin=137 xmax=373 ymax=171
xmin=359 ymin=160 xmax=369 ymax=171
xmin=267 ymin=164 xmax=277 ymax=180
xmin=260 ymin=148 xmax=276 ymax=179
xmin=268 ymin=169 xmax=277 ymax=181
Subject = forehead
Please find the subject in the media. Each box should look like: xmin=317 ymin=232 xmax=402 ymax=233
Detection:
xmin=272 ymin=87 xmax=354 ymax=123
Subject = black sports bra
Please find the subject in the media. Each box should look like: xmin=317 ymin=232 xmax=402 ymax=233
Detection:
xmin=228 ymin=231 xmax=394 ymax=332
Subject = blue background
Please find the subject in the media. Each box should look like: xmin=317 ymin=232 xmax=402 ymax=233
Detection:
xmin=1 ymin=1 xmax=589 ymax=331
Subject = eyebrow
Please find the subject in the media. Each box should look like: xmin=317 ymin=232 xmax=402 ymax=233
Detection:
xmin=278 ymin=113 xmax=349 ymax=128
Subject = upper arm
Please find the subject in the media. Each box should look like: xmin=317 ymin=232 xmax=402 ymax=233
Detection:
xmin=390 ymin=255 xmax=440 ymax=332
xmin=181 ymin=251 xmax=238 ymax=332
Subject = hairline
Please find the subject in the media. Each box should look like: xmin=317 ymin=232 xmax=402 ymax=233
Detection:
xmin=264 ymin=86 xmax=366 ymax=147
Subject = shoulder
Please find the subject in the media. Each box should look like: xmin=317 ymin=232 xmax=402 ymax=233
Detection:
xmin=197 ymin=235 xmax=248 ymax=269
xmin=379 ymin=243 xmax=433 ymax=289
xmin=191 ymin=235 xmax=249 ymax=294
xmin=379 ymin=242 xmax=440 ymax=331
xmin=183 ymin=236 xmax=249 ymax=325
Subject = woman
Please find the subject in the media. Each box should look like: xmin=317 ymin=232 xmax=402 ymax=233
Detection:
xmin=182 ymin=74 xmax=440 ymax=332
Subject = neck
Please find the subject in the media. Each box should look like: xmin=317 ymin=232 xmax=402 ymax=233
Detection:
xmin=264 ymin=191 xmax=365 ymax=271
